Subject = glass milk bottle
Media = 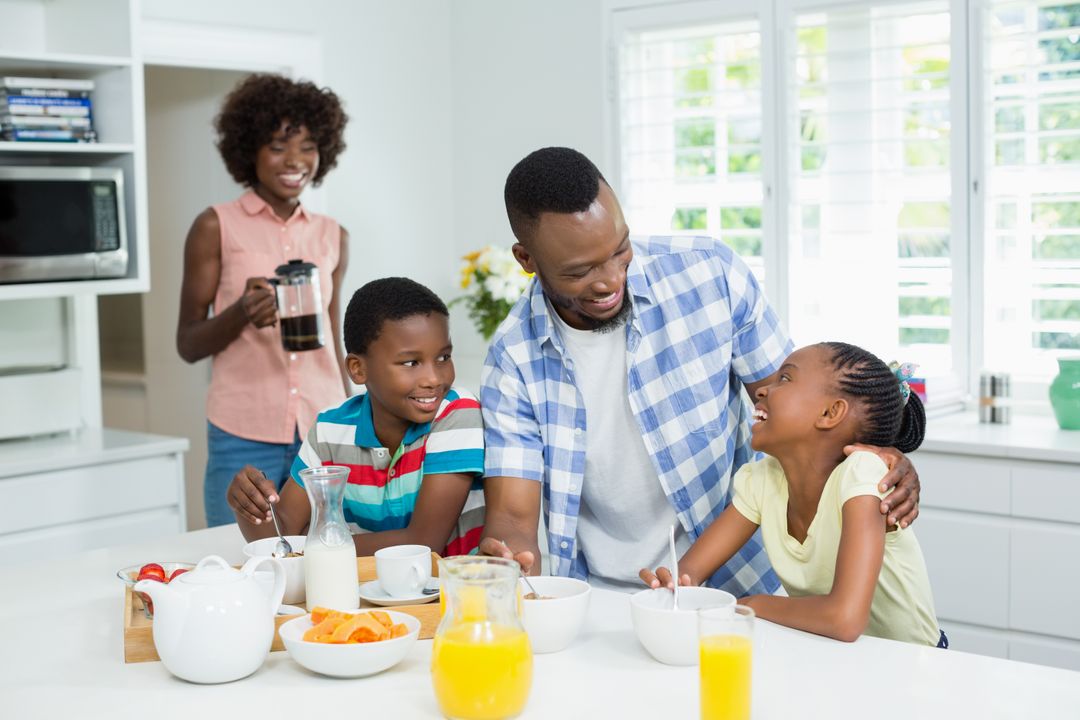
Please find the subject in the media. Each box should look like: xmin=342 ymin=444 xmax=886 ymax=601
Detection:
xmin=431 ymin=556 xmax=533 ymax=719
xmin=300 ymin=466 xmax=358 ymax=609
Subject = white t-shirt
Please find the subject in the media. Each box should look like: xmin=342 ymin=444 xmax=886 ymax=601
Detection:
xmin=551 ymin=307 xmax=691 ymax=591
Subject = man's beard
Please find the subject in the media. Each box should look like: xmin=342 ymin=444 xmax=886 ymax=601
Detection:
xmin=543 ymin=281 xmax=632 ymax=334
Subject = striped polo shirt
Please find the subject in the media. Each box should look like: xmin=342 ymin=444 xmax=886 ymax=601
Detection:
xmin=290 ymin=386 xmax=485 ymax=556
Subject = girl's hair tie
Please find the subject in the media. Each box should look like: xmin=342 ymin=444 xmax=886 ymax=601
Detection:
xmin=890 ymin=361 xmax=918 ymax=405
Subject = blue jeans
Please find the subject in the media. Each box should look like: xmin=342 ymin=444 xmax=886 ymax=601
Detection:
xmin=204 ymin=422 xmax=302 ymax=528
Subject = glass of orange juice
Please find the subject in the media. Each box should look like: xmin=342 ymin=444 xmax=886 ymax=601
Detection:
xmin=431 ymin=556 xmax=532 ymax=719
xmin=698 ymin=605 xmax=754 ymax=720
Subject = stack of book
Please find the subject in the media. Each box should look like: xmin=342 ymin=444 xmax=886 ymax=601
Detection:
xmin=1 ymin=76 xmax=97 ymax=143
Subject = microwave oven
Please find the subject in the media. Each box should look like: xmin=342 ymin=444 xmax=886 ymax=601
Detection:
xmin=0 ymin=166 xmax=128 ymax=283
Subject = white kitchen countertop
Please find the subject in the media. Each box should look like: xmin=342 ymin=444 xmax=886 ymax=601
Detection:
xmin=0 ymin=427 xmax=189 ymax=479
xmin=921 ymin=412 xmax=1080 ymax=464
xmin=1 ymin=525 xmax=1077 ymax=719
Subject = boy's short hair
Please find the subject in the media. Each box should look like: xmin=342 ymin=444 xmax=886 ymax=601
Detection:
xmin=344 ymin=277 xmax=449 ymax=355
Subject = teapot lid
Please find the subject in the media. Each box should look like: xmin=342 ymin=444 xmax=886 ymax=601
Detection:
xmin=274 ymin=258 xmax=317 ymax=277
xmin=177 ymin=555 xmax=244 ymax=586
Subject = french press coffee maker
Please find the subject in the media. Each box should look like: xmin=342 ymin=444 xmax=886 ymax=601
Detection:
xmin=271 ymin=259 xmax=325 ymax=352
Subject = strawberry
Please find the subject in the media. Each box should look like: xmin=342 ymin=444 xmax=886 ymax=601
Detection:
xmin=137 ymin=563 xmax=166 ymax=582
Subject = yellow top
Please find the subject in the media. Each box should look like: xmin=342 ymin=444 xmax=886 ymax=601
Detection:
xmin=732 ymin=451 xmax=940 ymax=646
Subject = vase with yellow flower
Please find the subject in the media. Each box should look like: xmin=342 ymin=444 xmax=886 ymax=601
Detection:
xmin=451 ymin=246 xmax=533 ymax=340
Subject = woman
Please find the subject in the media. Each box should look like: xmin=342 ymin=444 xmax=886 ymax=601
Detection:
xmin=177 ymin=74 xmax=351 ymax=527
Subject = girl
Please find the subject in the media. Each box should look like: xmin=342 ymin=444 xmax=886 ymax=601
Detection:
xmin=641 ymin=342 xmax=943 ymax=647
xmin=177 ymin=74 xmax=351 ymax=527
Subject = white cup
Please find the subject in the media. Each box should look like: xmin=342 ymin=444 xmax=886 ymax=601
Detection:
xmin=375 ymin=544 xmax=431 ymax=598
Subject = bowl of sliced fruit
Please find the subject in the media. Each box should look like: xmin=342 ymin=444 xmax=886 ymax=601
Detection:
xmin=116 ymin=562 xmax=196 ymax=618
xmin=279 ymin=606 xmax=420 ymax=678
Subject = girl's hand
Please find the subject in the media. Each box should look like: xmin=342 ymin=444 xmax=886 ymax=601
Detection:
xmin=226 ymin=465 xmax=278 ymax=525
xmin=240 ymin=277 xmax=278 ymax=328
xmin=639 ymin=566 xmax=693 ymax=589
xmin=844 ymin=443 xmax=920 ymax=529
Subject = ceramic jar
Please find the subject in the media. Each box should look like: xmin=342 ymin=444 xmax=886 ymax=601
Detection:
xmin=1049 ymin=358 xmax=1080 ymax=430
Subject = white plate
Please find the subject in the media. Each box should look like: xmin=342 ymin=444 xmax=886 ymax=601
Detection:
xmin=358 ymin=579 xmax=438 ymax=607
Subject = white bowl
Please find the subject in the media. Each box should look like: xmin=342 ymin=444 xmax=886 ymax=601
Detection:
xmin=279 ymin=610 xmax=420 ymax=678
xmin=519 ymin=576 xmax=591 ymax=654
xmin=243 ymin=535 xmax=306 ymax=604
xmin=629 ymin=586 xmax=736 ymax=666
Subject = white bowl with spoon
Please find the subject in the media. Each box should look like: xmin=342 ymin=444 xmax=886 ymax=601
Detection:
xmin=243 ymin=535 xmax=306 ymax=605
xmin=629 ymin=586 xmax=736 ymax=666
xmin=519 ymin=576 xmax=591 ymax=654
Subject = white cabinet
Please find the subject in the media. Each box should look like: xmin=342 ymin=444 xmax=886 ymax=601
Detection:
xmin=917 ymin=512 xmax=1010 ymax=628
xmin=914 ymin=415 xmax=1080 ymax=672
xmin=1010 ymin=526 xmax=1080 ymax=642
xmin=0 ymin=0 xmax=148 ymax=435
xmin=0 ymin=428 xmax=187 ymax=566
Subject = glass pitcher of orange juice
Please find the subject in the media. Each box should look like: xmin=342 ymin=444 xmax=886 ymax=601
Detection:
xmin=431 ymin=556 xmax=532 ymax=719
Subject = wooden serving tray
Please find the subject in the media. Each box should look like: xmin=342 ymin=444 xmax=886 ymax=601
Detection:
xmin=123 ymin=553 xmax=442 ymax=664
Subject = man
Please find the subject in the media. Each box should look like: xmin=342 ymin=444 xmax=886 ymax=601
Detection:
xmin=479 ymin=147 xmax=920 ymax=595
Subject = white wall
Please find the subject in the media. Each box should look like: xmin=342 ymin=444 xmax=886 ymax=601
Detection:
xmin=140 ymin=0 xmax=457 ymax=309
xmin=447 ymin=0 xmax=608 ymax=383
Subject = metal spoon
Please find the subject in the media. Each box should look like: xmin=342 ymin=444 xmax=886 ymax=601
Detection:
xmin=669 ymin=524 xmax=679 ymax=611
xmin=503 ymin=539 xmax=541 ymax=598
xmin=268 ymin=502 xmax=293 ymax=558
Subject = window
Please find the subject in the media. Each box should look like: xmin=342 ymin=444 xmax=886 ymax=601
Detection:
xmin=982 ymin=0 xmax=1080 ymax=382
xmin=786 ymin=2 xmax=955 ymax=372
xmin=613 ymin=0 xmax=1080 ymax=403
xmin=617 ymin=12 xmax=767 ymax=280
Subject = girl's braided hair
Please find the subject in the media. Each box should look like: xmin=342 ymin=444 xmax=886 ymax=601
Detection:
xmin=820 ymin=342 xmax=926 ymax=453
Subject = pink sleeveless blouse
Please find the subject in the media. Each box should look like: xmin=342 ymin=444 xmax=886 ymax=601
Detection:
xmin=206 ymin=191 xmax=346 ymax=444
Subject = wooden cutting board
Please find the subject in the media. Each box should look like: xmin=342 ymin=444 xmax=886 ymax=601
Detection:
xmin=123 ymin=553 xmax=441 ymax=663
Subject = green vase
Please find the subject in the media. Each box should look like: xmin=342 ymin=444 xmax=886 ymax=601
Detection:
xmin=1049 ymin=358 xmax=1080 ymax=430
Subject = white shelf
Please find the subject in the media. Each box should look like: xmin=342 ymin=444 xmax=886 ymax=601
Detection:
xmin=0 ymin=50 xmax=131 ymax=73
xmin=0 ymin=276 xmax=147 ymax=301
xmin=0 ymin=141 xmax=135 ymax=154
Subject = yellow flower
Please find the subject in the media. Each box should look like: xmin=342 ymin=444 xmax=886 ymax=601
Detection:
xmin=463 ymin=250 xmax=482 ymax=263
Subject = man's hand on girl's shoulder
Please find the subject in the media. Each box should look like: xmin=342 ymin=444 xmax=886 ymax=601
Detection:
xmin=843 ymin=444 xmax=920 ymax=529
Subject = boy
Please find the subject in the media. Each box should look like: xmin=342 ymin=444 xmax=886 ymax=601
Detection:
xmin=227 ymin=277 xmax=485 ymax=556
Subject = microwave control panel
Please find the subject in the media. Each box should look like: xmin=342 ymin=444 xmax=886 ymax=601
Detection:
xmin=91 ymin=182 xmax=120 ymax=252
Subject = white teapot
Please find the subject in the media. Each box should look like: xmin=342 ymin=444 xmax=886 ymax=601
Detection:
xmin=135 ymin=554 xmax=285 ymax=684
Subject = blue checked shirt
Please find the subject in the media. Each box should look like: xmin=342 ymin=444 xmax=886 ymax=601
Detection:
xmin=481 ymin=235 xmax=793 ymax=597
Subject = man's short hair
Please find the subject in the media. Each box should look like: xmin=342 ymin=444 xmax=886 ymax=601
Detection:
xmin=343 ymin=277 xmax=448 ymax=355
xmin=504 ymin=147 xmax=607 ymax=242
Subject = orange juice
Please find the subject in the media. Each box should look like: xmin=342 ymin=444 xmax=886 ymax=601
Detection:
xmin=699 ymin=634 xmax=752 ymax=720
xmin=431 ymin=622 xmax=532 ymax=719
